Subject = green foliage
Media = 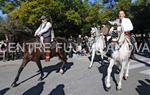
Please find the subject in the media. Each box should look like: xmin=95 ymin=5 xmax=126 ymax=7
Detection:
xmin=131 ymin=0 xmax=150 ymax=33
xmin=0 ymin=0 xmax=26 ymax=13
xmin=65 ymin=9 xmax=81 ymax=25
xmin=0 ymin=0 xmax=149 ymax=37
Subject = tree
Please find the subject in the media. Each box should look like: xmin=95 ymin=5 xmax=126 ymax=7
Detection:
xmin=1 ymin=0 xmax=148 ymax=37
xmin=131 ymin=0 xmax=150 ymax=34
xmin=0 ymin=0 xmax=26 ymax=14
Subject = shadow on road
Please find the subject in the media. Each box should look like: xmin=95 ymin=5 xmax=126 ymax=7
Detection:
xmin=48 ymin=84 xmax=65 ymax=95
xmin=0 ymin=87 xmax=10 ymax=95
xmin=133 ymin=58 xmax=150 ymax=67
xmin=137 ymin=52 xmax=150 ymax=58
xmin=15 ymin=73 xmax=40 ymax=87
xmin=41 ymin=62 xmax=73 ymax=79
xmin=98 ymin=63 xmax=120 ymax=91
xmin=88 ymin=54 xmax=108 ymax=65
xmin=11 ymin=61 xmax=73 ymax=87
xmin=136 ymin=79 xmax=150 ymax=95
xmin=22 ymin=82 xmax=45 ymax=95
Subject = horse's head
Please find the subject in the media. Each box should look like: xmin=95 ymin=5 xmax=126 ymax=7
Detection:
xmin=6 ymin=32 xmax=16 ymax=43
xmin=90 ymin=27 xmax=96 ymax=34
xmin=109 ymin=23 xmax=123 ymax=40
xmin=6 ymin=30 xmax=36 ymax=44
xmin=90 ymin=27 xmax=99 ymax=37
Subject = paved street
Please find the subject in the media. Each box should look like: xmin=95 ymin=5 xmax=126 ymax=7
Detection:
xmin=0 ymin=54 xmax=149 ymax=95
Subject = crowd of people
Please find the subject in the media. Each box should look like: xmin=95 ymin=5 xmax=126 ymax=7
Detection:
xmin=67 ymin=35 xmax=89 ymax=58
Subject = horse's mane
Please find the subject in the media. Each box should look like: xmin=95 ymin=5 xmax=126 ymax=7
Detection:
xmin=14 ymin=30 xmax=34 ymax=38
xmin=9 ymin=30 xmax=67 ymax=44
xmin=13 ymin=30 xmax=37 ymax=43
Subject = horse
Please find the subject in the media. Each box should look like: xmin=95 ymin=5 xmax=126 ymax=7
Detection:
xmin=7 ymin=30 xmax=67 ymax=87
xmin=0 ymin=40 xmax=7 ymax=61
xmin=86 ymin=36 xmax=94 ymax=53
xmin=105 ymin=23 xmax=133 ymax=91
xmin=4 ymin=32 xmax=21 ymax=61
xmin=88 ymin=27 xmax=106 ymax=69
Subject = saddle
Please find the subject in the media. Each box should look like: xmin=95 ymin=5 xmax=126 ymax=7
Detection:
xmin=34 ymin=36 xmax=52 ymax=61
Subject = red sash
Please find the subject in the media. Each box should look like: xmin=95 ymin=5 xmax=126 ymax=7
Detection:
xmin=124 ymin=32 xmax=131 ymax=36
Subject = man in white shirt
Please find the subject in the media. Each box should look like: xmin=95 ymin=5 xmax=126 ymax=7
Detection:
xmin=34 ymin=15 xmax=54 ymax=61
xmin=118 ymin=11 xmax=133 ymax=45
xmin=109 ymin=11 xmax=133 ymax=45
xmin=109 ymin=10 xmax=136 ymax=58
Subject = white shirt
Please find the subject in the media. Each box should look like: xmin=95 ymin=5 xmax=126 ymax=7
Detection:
xmin=108 ymin=18 xmax=133 ymax=32
xmin=121 ymin=18 xmax=133 ymax=32
xmin=35 ymin=22 xmax=52 ymax=36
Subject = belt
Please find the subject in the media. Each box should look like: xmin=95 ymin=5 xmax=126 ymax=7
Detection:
xmin=124 ymin=32 xmax=131 ymax=36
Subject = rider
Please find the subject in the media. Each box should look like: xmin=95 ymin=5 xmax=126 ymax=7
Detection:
xmin=118 ymin=10 xmax=133 ymax=47
xmin=34 ymin=15 xmax=55 ymax=61
xmin=109 ymin=10 xmax=133 ymax=47
xmin=100 ymin=22 xmax=109 ymax=49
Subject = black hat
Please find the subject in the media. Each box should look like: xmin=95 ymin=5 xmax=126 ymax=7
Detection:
xmin=40 ymin=15 xmax=47 ymax=20
xmin=114 ymin=23 xmax=118 ymax=26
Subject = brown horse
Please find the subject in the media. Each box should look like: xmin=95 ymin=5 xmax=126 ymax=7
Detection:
xmin=7 ymin=30 xmax=67 ymax=87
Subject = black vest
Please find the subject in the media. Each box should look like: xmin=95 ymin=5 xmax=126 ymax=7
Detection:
xmin=40 ymin=23 xmax=51 ymax=38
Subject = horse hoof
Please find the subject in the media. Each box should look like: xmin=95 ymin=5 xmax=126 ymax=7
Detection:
xmin=38 ymin=75 xmax=44 ymax=81
xmin=11 ymin=83 xmax=18 ymax=87
xmin=116 ymin=87 xmax=122 ymax=91
xmin=123 ymin=76 xmax=128 ymax=80
xmin=88 ymin=66 xmax=92 ymax=69
xmin=106 ymin=86 xmax=111 ymax=91
xmin=59 ymin=69 xmax=64 ymax=74
xmin=38 ymin=77 xmax=43 ymax=81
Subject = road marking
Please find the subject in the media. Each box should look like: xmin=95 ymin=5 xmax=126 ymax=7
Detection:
xmin=140 ymin=69 xmax=150 ymax=76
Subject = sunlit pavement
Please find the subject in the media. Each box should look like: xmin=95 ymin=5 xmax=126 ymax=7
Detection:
xmin=0 ymin=54 xmax=149 ymax=95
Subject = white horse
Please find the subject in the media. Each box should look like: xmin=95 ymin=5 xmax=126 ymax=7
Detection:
xmin=86 ymin=36 xmax=94 ymax=53
xmin=88 ymin=27 xmax=105 ymax=69
xmin=106 ymin=24 xmax=133 ymax=91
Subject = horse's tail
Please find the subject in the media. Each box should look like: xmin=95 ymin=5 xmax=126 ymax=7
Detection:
xmin=54 ymin=37 xmax=68 ymax=61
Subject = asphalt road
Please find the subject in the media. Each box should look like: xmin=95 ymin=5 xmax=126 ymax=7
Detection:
xmin=0 ymin=54 xmax=149 ymax=95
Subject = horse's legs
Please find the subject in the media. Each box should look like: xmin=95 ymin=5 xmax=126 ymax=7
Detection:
xmin=123 ymin=59 xmax=130 ymax=80
xmin=11 ymin=59 xmax=28 ymax=87
xmin=58 ymin=48 xmax=67 ymax=74
xmin=106 ymin=59 xmax=115 ymax=91
xmin=35 ymin=60 xmax=44 ymax=80
xmin=5 ymin=51 xmax=9 ymax=61
xmin=117 ymin=61 xmax=126 ymax=90
xmin=59 ymin=60 xmax=66 ymax=74
xmin=2 ymin=51 xmax=6 ymax=62
xmin=100 ymin=50 xmax=104 ymax=65
xmin=88 ymin=49 xmax=95 ymax=69
xmin=11 ymin=52 xmax=15 ymax=61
